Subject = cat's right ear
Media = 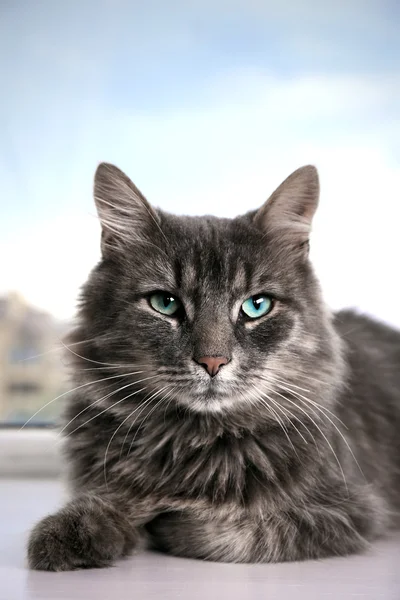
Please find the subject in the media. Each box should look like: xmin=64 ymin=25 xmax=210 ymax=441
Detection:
xmin=253 ymin=165 xmax=319 ymax=258
xmin=94 ymin=162 xmax=161 ymax=255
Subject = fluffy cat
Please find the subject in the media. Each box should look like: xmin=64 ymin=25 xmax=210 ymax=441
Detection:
xmin=28 ymin=163 xmax=400 ymax=570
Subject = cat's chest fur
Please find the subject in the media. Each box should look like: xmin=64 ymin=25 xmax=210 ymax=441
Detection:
xmin=111 ymin=414 xmax=313 ymax=506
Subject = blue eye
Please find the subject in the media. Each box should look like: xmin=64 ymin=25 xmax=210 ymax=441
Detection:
xmin=241 ymin=294 xmax=273 ymax=319
xmin=149 ymin=292 xmax=181 ymax=316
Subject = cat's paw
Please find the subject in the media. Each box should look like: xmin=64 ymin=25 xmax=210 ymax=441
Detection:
xmin=27 ymin=496 xmax=138 ymax=571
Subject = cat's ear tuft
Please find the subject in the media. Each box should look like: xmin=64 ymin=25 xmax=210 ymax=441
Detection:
xmin=254 ymin=165 xmax=319 ymax=255
xmin=94 ymin=162 xmax=161 ymax=254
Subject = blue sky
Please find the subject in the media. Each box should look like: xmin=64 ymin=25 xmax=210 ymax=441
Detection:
xmin=1 ymin=0 xmax=399 ymax=323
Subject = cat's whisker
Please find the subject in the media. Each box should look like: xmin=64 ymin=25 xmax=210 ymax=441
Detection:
xmin=60 ymin=385 xmax=151 ymax=445
xmin=262 ymin=380 xmax=324 ymax=428
xmin=256 ymin=367 xmax=335 ymax=392
xmin=245 ymin=387 xmax=300 ymax=458
xmin=269 ymin=377 xmax=347 ymax=426
xmin=265 ymin=377 xmax=312 ymax=394
xmin=59 ymin=338 xmax=142 ymax=368
xmin=260 ymin=392 xmax=310 ymax=446
xmin=278 ymin=370 xmax=337 ymax=388
xmin=269 ymin=381 xmax=365 ymax=481
xmin=103 ymin=384 xmax=172 ymax=489
xmin=258 ymin=388 xmax=323 ymax=460
xmin=248 ymin=389 xmax=288 ymax=432
xmin=262 ymin=382 xmax=349 ymax=494
xmin=260 ymin=373 xmax=348 ymax=428
xmin=57 ymin=374 xmax=162 ymax=440
xmin=64 ymin=381 xmax=160 ymax=439
xmin=238 ymin=386 xmax=300 ymax=487
xmin=264 ymin=377 xmax=351 ymax=440
xmin=18 ymin=336 xmax=112 ymax=362
xmin=259 ymin=398 xmax=300 ymax=459
xmin=72 ymin=363 xmax=156 ymax=372
xmin=118 ymin=388 xmax=155 ymax=458
xmin=162 ymin=388 xmax=178 ymax=425
xmin=126 ymin=387 xmax=175 ymax=457
xmin=19 ymin=370 xmax=147 ymax=430
xmin=118 ymin=384 xmax=173 ymax=459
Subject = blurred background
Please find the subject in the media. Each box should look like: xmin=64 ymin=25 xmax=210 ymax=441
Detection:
xmin=0 ymin=0 xmax=399 ymax=428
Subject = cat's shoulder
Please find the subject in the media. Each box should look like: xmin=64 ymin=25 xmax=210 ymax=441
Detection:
xmin=333 ymin=309 xmax=400 ymax=347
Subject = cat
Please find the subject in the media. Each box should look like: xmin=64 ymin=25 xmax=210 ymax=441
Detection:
xmin=27 ymin=163 xmax=400 ymax=571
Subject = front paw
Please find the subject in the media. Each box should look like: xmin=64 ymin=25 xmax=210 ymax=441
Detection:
xmin=27 ymin=496 xmax=138 ymax=571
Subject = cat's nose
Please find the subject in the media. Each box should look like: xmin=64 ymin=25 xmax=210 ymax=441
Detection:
xmin=194 ymin=356 xmax=230 ymax=377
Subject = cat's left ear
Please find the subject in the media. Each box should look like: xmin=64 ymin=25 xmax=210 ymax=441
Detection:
xmin=254 ymin=165 xmax=319 ymax=256
xmin=94 ymin=162 xmax=161 ymax=255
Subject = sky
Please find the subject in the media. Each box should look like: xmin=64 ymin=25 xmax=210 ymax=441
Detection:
xmin=1 ymin=0 xmax=399 ymax=326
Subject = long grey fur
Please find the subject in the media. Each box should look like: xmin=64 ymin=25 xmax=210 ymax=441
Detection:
xmin=27 ymin=163 xmax=400 ymax=570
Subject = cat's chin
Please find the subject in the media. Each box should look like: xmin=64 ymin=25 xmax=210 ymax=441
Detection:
xmin=174 ymin=390 xmax=239 ymax=414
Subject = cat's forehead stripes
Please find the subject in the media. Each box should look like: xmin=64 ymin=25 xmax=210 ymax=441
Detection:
xmin=166 ymin=222 xmax=254 ymax=302
xmin=133 ymin=254 xmax=177 ymax=292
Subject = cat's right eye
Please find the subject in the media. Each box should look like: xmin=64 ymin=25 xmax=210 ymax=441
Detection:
xmin=149 ymin=292 xmax=181 ymax=317
xmin=241 ymin=294 xmax=273 ymax=319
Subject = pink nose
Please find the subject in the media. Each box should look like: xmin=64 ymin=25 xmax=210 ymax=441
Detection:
xmin=195 ymin=356 xmax=230 ymax=377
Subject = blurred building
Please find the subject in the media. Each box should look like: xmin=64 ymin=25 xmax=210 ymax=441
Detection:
xmin=0 ymin=293 xmax=69 ymax=425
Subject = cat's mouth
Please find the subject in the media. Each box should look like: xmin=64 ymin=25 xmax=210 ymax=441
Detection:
xmin=154 ymin=363 xmax=241 ymax=411
xmin=170 ymin=375 xmax=242 ymax=412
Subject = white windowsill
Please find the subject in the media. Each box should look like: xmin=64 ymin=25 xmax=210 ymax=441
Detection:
xmin=0 ymin=428 xmax=61 ymax=477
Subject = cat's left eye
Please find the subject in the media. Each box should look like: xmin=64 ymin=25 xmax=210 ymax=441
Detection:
xmin=149 ymin=292 xmax=181 ymax=317
xmin=241 ymin=294 xmax=273 ymax=319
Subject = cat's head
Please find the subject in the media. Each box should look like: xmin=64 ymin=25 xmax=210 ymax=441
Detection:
xmin=76 ymin=163 xmax=343 ymax=417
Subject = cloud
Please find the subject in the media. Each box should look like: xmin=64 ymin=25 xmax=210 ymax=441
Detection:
xmin=1 ymin=2 xmax=399 ymax=325
xmin=2 ymin=69 xmax=399 ymax=327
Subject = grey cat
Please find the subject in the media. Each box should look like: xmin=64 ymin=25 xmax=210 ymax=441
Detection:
xmin=28 ymin=163 xmax=400 ymax=571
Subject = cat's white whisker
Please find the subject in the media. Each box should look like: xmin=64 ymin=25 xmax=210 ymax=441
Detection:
xmin=260 ymin=373 xmax=348 ymax=428
xmin=57 ymin=374 xmax=162 ymax=441
xmin=260 ymin=381 xmax=349 ymax=494
xmin=270 ymin=382 xmax=365 ymax=481
xmin=162 ymin=388 xmax=178 ymax=425
xmin=59 ymin=338 xmax=140 ymax=368
xmin=260 ymin=391 xmax=310 ymax=446
xmin=64 ymin=381 xmax=160 ymax=439
xmin=257 ymin=388 xmax=323 ymax=459
xmin=118 ymin=384 xmax=173 ymax=459
xmin=245 ymin=387 xmax=300 ymax=458
xmin=18 ymin=336 xmax=111 ymax=362
xmin=19 ymin=370 xmax=148 ymax=430
xmin=126 ymin=386 xmax=175 ymax=457
xmin=103 ymin=385 xmax=172 ymax=490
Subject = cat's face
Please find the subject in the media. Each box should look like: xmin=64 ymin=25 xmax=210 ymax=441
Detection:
xmin=80 ymin=164 xmax=341 ymax=416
